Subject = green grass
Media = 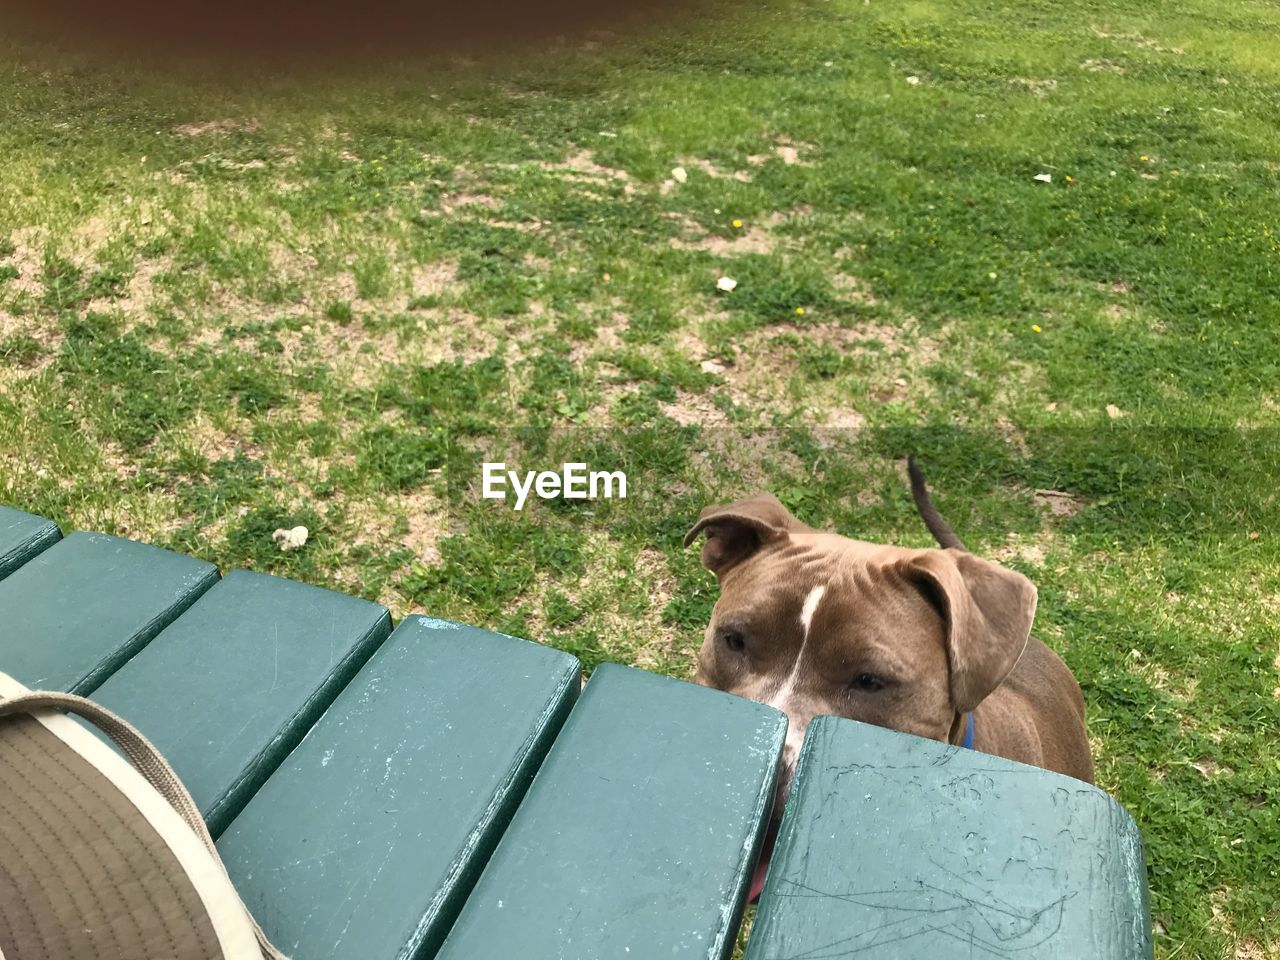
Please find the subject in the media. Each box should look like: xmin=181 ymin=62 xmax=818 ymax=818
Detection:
xmin=2 ymin=2 xmax=1280 ymax=956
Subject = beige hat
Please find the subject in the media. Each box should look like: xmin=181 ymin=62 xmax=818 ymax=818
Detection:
xmin=0 ymin=672 xmax=286 ymax=960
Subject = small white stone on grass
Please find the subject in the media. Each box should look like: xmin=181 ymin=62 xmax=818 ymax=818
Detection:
xmin=272 ymin=526 xmax=309 ymax=552
xmin=716 ymin=276 xmax=738 ymax=292
xmin=906 ymin=76 xmax=921 ymax=85
xmin=671 ymin=166 xmax=688 ymax=184
xmin=700 ymin=359 xmax=728 ymax=374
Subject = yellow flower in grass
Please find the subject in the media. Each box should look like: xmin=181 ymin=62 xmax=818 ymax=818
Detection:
xmin=795 ymin=307 xmax=806 ymax=316
xmin=732 ymin=218 xmax=743 ymax=229
xmin=1031 ymin=324 xmax=1042 ymax=333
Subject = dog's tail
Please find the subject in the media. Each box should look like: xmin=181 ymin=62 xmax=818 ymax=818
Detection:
xmin=907 ymin=456 xmax=968 ymax=551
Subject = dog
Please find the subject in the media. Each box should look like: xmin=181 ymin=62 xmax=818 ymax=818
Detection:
xmin=684 ymin=458 xmax=1093 ymax=835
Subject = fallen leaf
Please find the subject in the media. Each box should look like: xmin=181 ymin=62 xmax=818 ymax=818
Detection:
xmin=1106 ymin=404 xmax=1124 ymax=419
xmin=1033 ymin=173 xmax=1053 ymax=183
xmin=1044 ymin=402 xmax=1058 ymax=412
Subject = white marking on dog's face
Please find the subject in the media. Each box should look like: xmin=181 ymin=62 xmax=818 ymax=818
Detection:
xmin=799 ymin=583 xmax=826 ymax=637
xmin=769 ymin=583 xmax=827 ymax=767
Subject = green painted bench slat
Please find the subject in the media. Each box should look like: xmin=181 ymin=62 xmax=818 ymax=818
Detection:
xmin=217 ymin=616 xmax=580 ymax=960
xmin=436 ymin=663 xmax=787 ymax=960
xmin=87 ymin=569 xmax=392 ymax=837
xmin=745 ymin=715 xmax=1152 ymax=960
xmin=0 ymin=505 xmax=61 ymax=581
xmin=0 ymin=531 xmax=219 ymax=694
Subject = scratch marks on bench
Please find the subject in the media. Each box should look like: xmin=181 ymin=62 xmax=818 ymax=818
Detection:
xmin=763 ymin=867 xmax=1076 ymax=959
xmin=268 ymin=622 xmax=281 ymax=694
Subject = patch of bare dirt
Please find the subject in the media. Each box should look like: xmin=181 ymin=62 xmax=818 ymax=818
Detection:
xmin=789 ymin=318 xmax=932 ymax=357
xmin=86 ymin=255 xmax=174 ymax=321
xmin=267 ymin=241 xmax=317 ymax=278
xmin=537 ymin=150 xmax=636 ymax=196
xmin=72 ymin=215 xmax=114 ymax=250
xmin=670 ymin=224 xmax=774 ymax=255
xmin=1091 ymin=28 xmax=1184 ymax=55
xmin=3 ymin=226 xmax=46 ymax=297
xmin=1081 ymin=59 xmax=1127 ymax=74
xmin=291 ymin=304 xmax=511 ymax=391
xmin=396 ymin=488 xmax=451 ymax=566
xmin=182 ymin=411 xmax=264 ymax=462
xmin=173 ymin=118 xmax=261 ymax=137
xmin=1034 ymin=489 xmax=1087 ymax=517
xmin=410 ymin=259 xmax=459 ymax=300
xmin=428 ymin=192 xmax=503 ymax=217
xmin=676 ymin=156 xmax=753 ymax=183
xmin=821 ymin=408 xmax=866 ymax=430
xmin=1012 ymin=77 xmax=1058 ymax=96
xmin=568 ymin=308 xmax=628 ymax=365
xmin=659 ymin=389 xmax=730 ymax=427
xmin=1191 ymin=757 xmax=1233 ymax=778
xmin=991 ymin=532 xmax=1049 ymax=567
xmin=708 ymin=317 xmax=940 ymax=413
xmin=344 ymin=487 xmax=451 ymax=584
xmin=662 ymin=156 xmax=754 ymax=192
xmin=832 ymin=270 xmax=878 ymax=305
xmin=0 ymin=312 xmax=61 ymax=383
xmin=665 ymin=208 xmax=808 ymax=256
xmin=747 ymin=136 xmax=816 ymax=168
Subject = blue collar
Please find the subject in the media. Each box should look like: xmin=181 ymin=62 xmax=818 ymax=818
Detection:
xmin=960 ymin=712 xmax=975 ymax=749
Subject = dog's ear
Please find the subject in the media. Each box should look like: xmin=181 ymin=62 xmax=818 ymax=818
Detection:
xmin=683 ymin=494 xmax=800 ymax=577
xmin=903 ymin=549 xmax=1036 ymax=713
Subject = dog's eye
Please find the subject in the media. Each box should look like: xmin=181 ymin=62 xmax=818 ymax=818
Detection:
xmin=720 ymin=629 xmax=746 ymax=653
xmin=852 ymin=673 xmax=884 ymax=692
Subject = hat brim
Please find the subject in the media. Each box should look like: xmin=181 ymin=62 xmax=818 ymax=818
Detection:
xmin=0 ymin=672 xmax=263 ymax=960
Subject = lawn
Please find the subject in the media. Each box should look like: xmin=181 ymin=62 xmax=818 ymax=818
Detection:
xmin=2 ymin=0 xmax=1279 ymax=956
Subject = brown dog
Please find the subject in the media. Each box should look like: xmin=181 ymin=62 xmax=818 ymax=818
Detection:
xmin=684 ymin=459 xmax=1094 ymax=817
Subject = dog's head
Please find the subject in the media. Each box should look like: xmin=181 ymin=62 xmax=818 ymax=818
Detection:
xmin=683 ymin=490 xmax=1036 ymax=813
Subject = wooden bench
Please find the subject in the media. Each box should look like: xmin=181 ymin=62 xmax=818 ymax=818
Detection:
xmin=0 ymin=506 xmax=1153 ymax=960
